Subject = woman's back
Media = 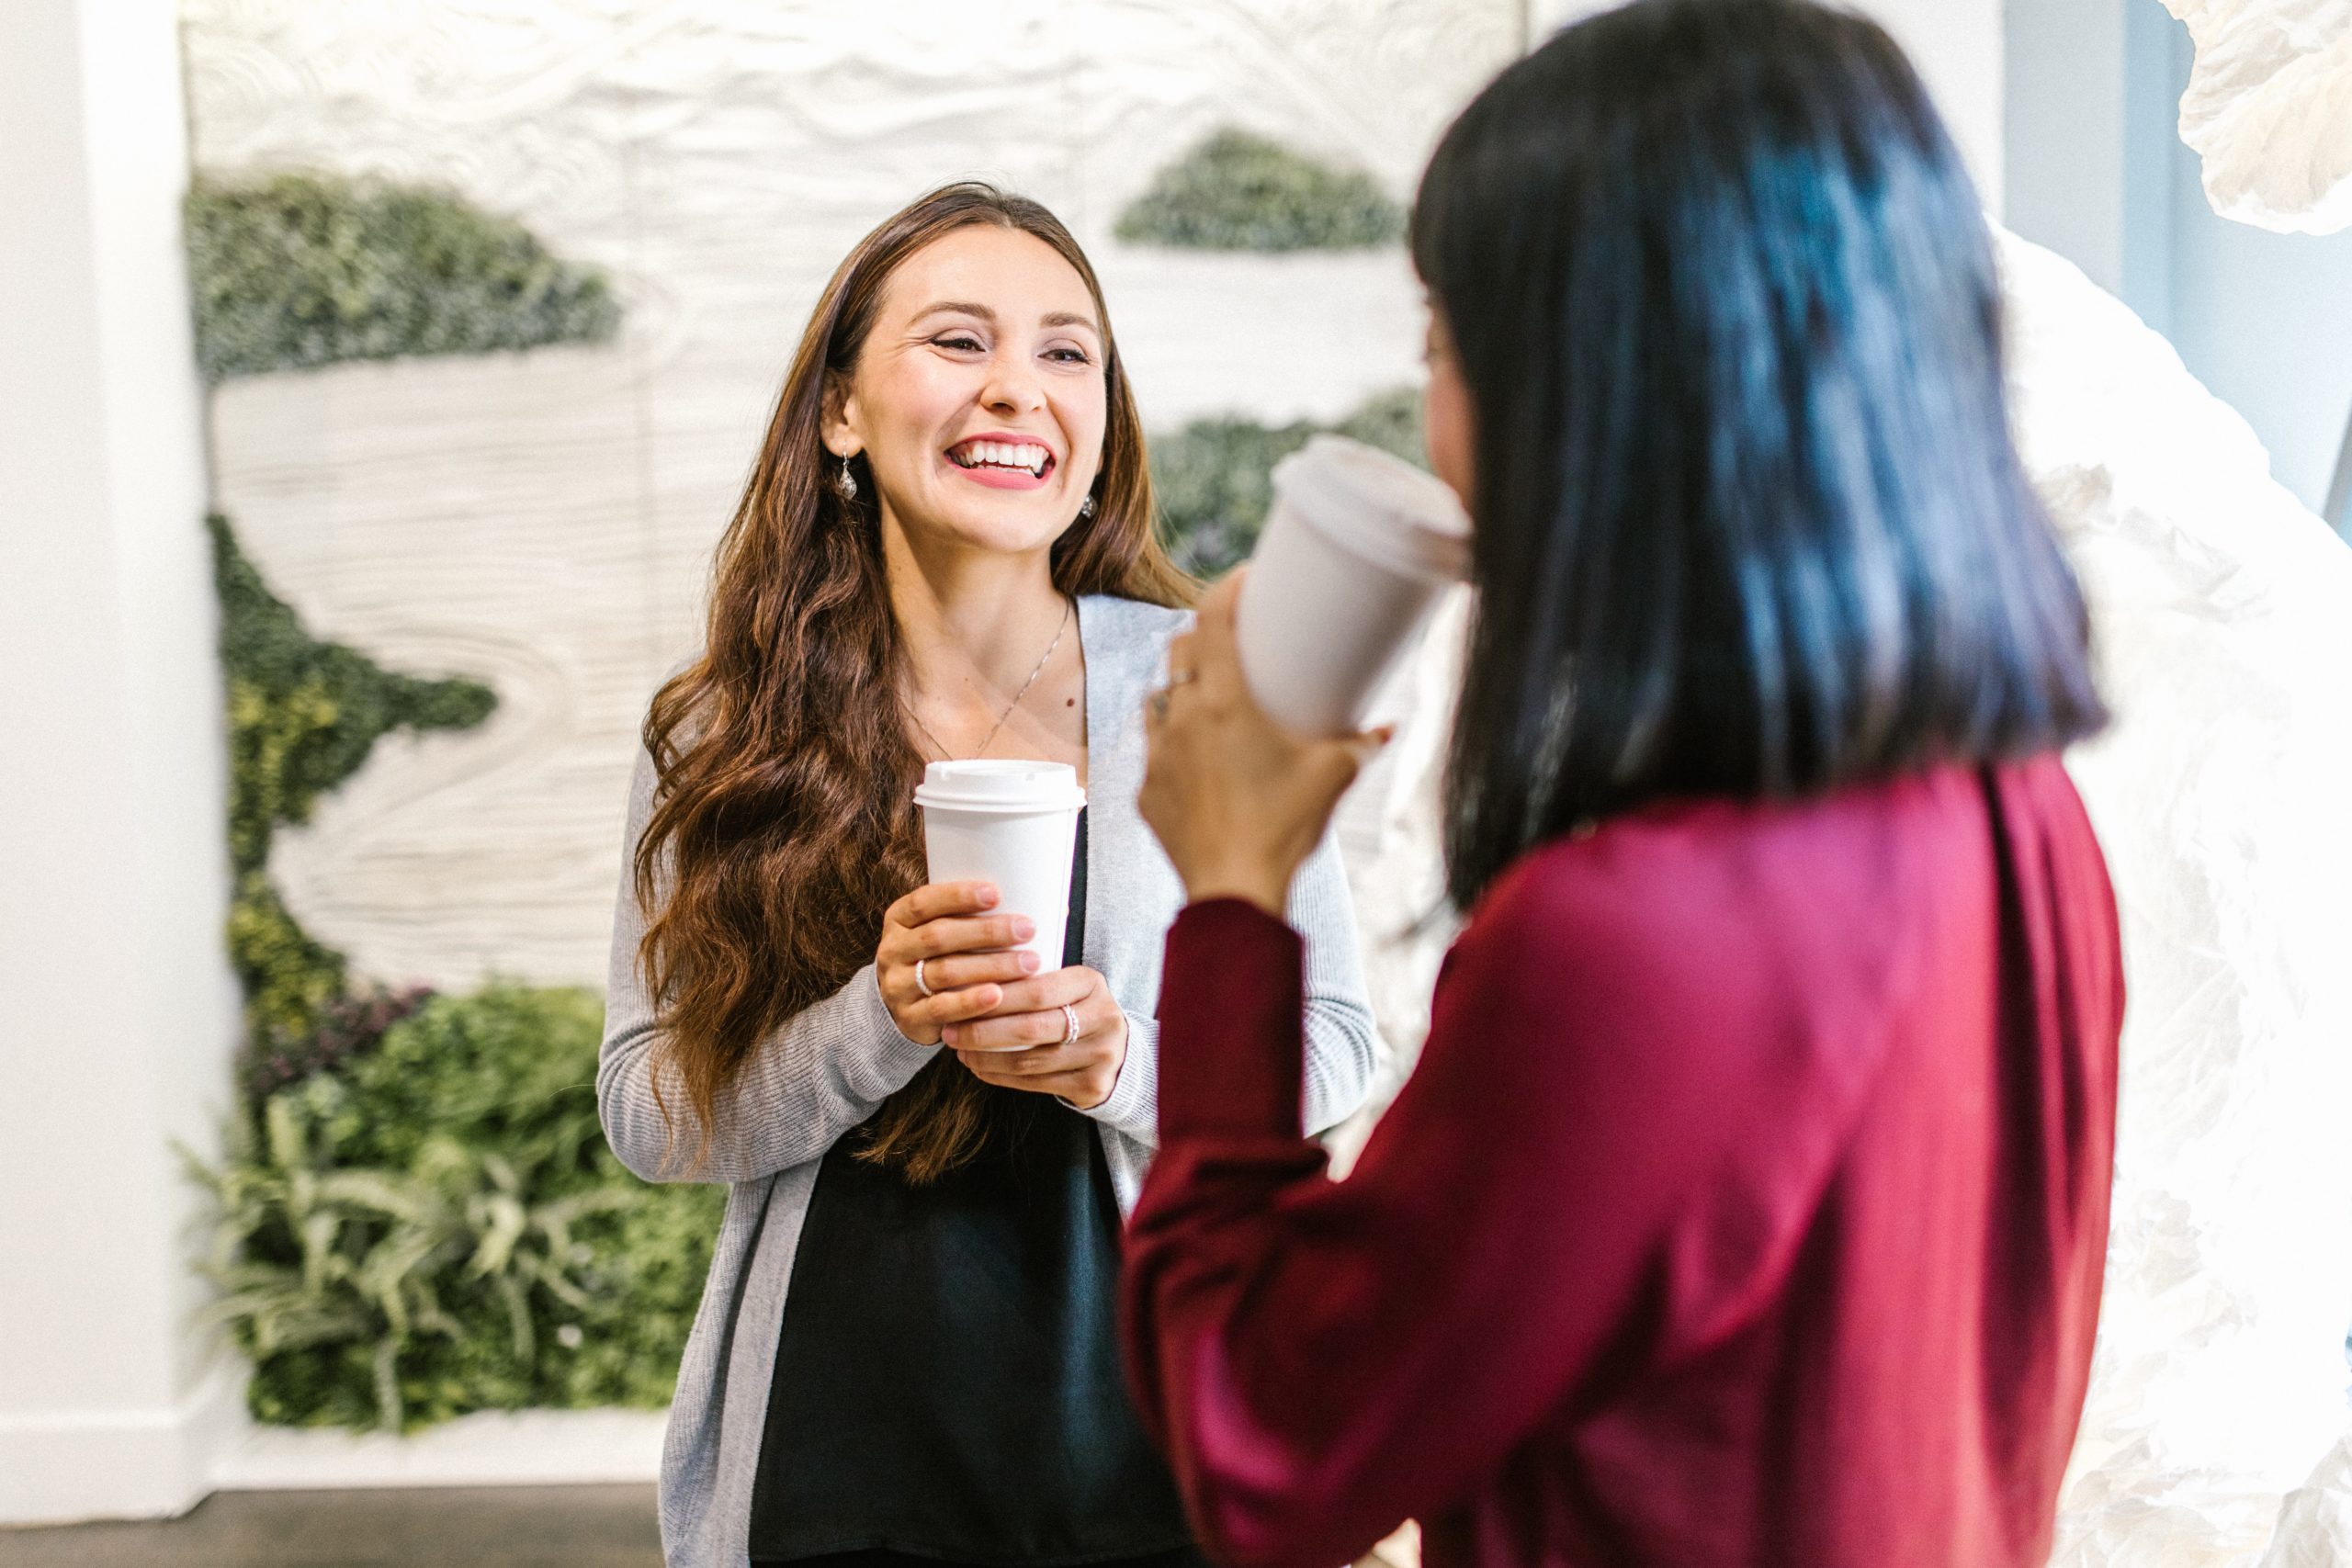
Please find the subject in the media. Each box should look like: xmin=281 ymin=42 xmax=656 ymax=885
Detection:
xmin=1123 ymin=756 xmax=2121 ymax=1568
xmin=1463 ymin=757 xmax=2120 ymax=1563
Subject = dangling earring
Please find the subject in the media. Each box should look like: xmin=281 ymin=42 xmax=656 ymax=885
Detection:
xmin=834 ymin=457 xmax=858 ymax=502
xmin=1078 ymin=494 xmax=1096 ymax=520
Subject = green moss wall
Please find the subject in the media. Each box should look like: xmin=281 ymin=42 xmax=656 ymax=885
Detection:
xmin=1150 ymin=386 xmax=1429 ymax=575
xmin=1115 ymin=129 xmax=1405 ymax=252
xmin=187 ymin=172 xmax=619 ymax=383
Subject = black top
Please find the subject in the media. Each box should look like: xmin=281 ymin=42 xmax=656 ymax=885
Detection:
xmin=748 ymin=810 xmax=1197 ymax=1567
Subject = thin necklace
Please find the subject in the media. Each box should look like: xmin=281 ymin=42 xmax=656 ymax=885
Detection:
xmin=906 ymin=597 xmax=1073 ymax=761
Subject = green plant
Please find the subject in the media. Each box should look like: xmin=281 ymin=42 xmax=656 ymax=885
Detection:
xmin=210 ymin=513 xmax=495 ymax=1056
xmin=188 ymin=986 xmax=725 ymax=1430
xmin=1114 ymin=128 xmax=1405 ymax=252
xmin=1151 ymin=385 xmax=1429 ymax=575
xmin=187 ymin=170 xmax=620 ymax=383
xmin=225 ymin=872 xmax=353 ymax=1058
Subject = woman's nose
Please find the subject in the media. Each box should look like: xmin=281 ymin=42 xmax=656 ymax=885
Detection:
xmin=978 ymin=355 xmax=1046 ymax=414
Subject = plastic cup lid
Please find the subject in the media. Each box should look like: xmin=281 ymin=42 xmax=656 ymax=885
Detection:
xmin=1270 ymin=434 xmax=1472 ymax=582
xmin=912 ymin=759 xmax=1087 ymax=813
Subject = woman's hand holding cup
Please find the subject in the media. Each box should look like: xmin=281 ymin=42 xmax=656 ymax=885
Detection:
xmin=876 ymin=881 xmax=1041 ymax=1046
xmin=874 ymin=883 xmax=1129 ymax=1110
xmin=1140 ymin=570 xmax=1392 ymax=916
xmin=944 ymin=964 xmax=1128 ymax=1111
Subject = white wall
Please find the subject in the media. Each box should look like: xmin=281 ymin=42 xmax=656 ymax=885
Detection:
xmin=0 ymin=0 xmax=244 ymax=1527
xmin=2005 ymin=0 xmax=2135 ymax=299
xmin=2166 ymin=150 xmax=2352 ymax=521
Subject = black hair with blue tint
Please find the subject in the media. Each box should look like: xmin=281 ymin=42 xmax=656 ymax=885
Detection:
xmin=1414 ymin=0 xmax=2108 ymax=909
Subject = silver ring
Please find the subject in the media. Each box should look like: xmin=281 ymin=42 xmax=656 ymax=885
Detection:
xmin=1060 ymin=1003 xmax=1081 ymax=1045
xmin=914 ymin=958 xmax=933 ymax=998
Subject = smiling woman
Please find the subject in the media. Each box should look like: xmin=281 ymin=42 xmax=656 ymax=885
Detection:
xmin=592 ymin=183 xmax=1380 ymax=1568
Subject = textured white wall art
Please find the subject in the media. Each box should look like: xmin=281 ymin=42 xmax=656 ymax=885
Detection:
xmin=1998 ymin=228 xmax=2352 ymax=1568
xmin=2161 ymin=0 xmax=2352 ymax=234
xmin=185 ymin=0 xmax=1517 ymax=990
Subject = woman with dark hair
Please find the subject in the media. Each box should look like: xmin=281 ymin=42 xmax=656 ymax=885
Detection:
xmin=1125 ymin=5 xmax=2122 ymax=1567
xmin=595 ymin=183 xmax=1378 ymax=1568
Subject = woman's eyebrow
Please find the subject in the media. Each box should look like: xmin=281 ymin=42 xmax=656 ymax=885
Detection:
xmin=910 ymin=301 xmax=1101 ymax=337
xmin=911 ymin=300 xmax=994 ymax=324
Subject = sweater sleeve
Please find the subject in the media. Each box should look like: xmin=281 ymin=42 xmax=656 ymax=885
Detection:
xmin=1120 ymin=863 xmax=1826 ymax=1568
xmin=596 ymin=739 xmax=937 ymax=1185
xmin=1080 ymin=826 xmax=1382 ymax=1145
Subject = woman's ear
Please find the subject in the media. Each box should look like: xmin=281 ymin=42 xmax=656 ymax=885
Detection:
xmin=1422 ymin=315 xmax=1476 ymax=509
xmin=820 ymin=372 xmax=863 ymax=460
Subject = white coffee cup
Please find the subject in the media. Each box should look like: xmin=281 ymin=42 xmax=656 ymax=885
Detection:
xmin=912 ymin=760 xmax=1086 ymax=970
xmin=1235 ymin=434 xmax=1472 ymax=738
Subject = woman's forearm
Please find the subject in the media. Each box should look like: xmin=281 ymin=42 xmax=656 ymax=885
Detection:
xmin=598 ymin=960 xmax=936 ymax=1184
xmin=1121 ymin=891 xmax=1701 ymax=1568
xmin=596 ymin=741 xmax=937 ymax=1183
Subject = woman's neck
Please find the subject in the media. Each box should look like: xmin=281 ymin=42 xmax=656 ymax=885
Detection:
xmin=882 ymin=517 xmax=1071 ymax=707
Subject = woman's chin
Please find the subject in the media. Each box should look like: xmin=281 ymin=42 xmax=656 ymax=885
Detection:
xmin=935 ymin=514 xmax=1077 ymax=564
xmin=915 ymin=500 xmax=1074 ymax=560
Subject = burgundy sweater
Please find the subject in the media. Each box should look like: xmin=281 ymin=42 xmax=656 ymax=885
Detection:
xmin=1122 ymin=758 xmax=2121 ymax=1568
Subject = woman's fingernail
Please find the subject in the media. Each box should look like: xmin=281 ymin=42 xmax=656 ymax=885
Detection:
xmin=976 ymin=884 xmax=999 ymax=907
xmin=1012 ymin=918 xmax=1035 ymax=940
xmin=1020 ymin=951 xmax=1041 ymax=972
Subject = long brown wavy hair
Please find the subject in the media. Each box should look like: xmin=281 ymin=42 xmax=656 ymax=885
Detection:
xmin=633 ymin=183 xmax=1195 ymax=1184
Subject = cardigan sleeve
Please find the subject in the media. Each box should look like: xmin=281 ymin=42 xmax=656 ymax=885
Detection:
xmin=596 ymin=738 xmax=938 ymax=1185
xmin=1080 ymin=825 xmax=1380 ymax=1145
xmin=1119 ymin=855 xmax=1871 ymax=1568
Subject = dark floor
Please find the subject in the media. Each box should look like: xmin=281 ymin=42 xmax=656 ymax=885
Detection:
xmin=0 ymin=1485 xmax=662 ymax=1568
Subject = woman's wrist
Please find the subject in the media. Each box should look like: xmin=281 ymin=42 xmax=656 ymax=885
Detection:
xmin=1182 ymin=860 xmax=1294 ymax=919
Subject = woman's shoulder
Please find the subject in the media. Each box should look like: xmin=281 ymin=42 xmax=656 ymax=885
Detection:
xmin=1453 ymin=767 xmax=1997 ymax=999
xmin=1080 ymin=592 xmax=1195 ymax=649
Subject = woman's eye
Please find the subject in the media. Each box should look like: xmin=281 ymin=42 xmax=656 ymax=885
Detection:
xmin=1046 ymin=347 xmax=1092 ymax=365
xmin=935 ymin=333 xmax=984 ymax=352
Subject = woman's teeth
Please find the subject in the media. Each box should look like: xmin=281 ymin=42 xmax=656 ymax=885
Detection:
xmin=951 ymin=440 xmax=1049 ymax=477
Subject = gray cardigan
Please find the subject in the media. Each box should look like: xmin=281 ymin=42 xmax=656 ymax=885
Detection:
xmin=598 ymin=592 xmax=1381 ymax=1568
